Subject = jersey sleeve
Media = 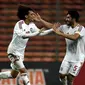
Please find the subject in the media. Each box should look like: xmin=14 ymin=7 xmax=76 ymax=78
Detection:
xmin=30 ymin=23 xmax=40 ymax=32
xmin=75 ymin=26 xmax=85 ymax=37
xmin=39 ymin=28 xmax=53 ymax=36
xmin=14 ymin=21 xmax=26 ymax=37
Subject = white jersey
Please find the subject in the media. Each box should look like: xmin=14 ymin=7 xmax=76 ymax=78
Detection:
xmin=7 ymin=20 xmax=40 ymax=58
xmin=7 ymin=20 xmax=53 ymax=59
xmin=59 ymin=24 xmax=85 ymax=62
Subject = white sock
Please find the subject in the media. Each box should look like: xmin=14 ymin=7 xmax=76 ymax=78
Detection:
xmin=21 ymin=73 xmax=30 ymax=85
xmin=0 ymin=71 xmax=12 ymax=79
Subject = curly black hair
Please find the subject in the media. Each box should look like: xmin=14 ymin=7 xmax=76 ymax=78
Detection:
xmin=17 ymin=4 xmax=33 ymax=20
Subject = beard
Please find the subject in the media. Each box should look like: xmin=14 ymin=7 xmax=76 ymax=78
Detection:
xmin=65 ymin=20 xmax=72 ymax=26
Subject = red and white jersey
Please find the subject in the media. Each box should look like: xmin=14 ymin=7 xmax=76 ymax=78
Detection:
xmin=59 ymin=24 xmax=85 ymax=62
xmin=7 ymin=20 xmax=40 ymax=58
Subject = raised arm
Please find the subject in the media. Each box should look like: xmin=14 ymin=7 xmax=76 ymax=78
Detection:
xmin=21 ymin=31 xmax=40 ymax=39
xmin=15 ymin=28 xmax=42 ymax=39
xmin=33 ymin=13 xmax=53 ymax=28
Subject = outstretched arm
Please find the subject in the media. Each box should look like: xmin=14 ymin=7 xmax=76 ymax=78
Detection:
xmin=52 ymin=23 xmax=80 ymax=40
xmin=22 ymin=28 xmax=44 ymax=39
xmin=33 ymin=13 xmax=53 ymax=28
xmin=15 ymin=28 xmax=44 ymax=39
xmin=38 ymin=28 xmax=53 ymax=36
xmin=22 ymin=31 xmax=40 ymax=39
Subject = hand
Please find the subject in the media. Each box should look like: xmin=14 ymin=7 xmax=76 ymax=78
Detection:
xmin=52 ymin=22 xmax=61 ymax=32
xmin=39 ymin=27 xmax=45 ymax=33
xmin=52 ymin=23 xmax=61 ymax=35
xmin=33 ymin=13 xmax=42 ymax=22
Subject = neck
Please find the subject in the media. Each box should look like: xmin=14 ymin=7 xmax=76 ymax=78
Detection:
xmin=71 ymin=22 xmax=79 ymax=28
xmin=24 ymin=19 xmax=30 ymax=25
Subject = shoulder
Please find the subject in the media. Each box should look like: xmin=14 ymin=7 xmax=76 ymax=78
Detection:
xmin=29 ymin=22 xmax=38 ymax=28
xmin=17 ymin=20 xmax=24 ymax=24
xmin=15 ymin=20 xmax=24 ymax=26
xmin=29 ymin=22 xmax=36 ymax=26
xmin=59 ymin=24 xmax=69 ymax=31
xmin=62 ymin=24 xmax=69 ymax=28
xmin=77 ymin=24 xmax=85 ymax=32
xmin=14 ymin=20 xmax=24 ymax=30
xmin=59 ymin=24 xmax=69 ymax=29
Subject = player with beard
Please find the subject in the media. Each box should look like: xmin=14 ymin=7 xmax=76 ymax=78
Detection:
xmin=33 ymin=10 xmax=85 ymax=85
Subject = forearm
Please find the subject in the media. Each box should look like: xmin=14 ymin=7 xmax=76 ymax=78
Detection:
xmin=40 ymin=19 xmax=53 ymax=28
xmin=56 ymin=32 xmax=80 ymax=40
xmin=39 ymin=29 xmax=53 ymax=36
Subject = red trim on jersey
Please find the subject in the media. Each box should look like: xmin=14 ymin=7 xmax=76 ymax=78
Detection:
xmin=19 ymin=20 xmax=24 ymax=29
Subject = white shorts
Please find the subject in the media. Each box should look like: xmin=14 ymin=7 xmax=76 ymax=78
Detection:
xmin=8 ymin=54 xmax=25 ymax=72
xmin=59 ymin=60 xmax=84 ymax=76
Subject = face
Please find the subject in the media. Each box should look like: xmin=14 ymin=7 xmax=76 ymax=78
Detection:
xmin=26 ymin=11 xmax=36 ymax=21
xmin=65 ymin=14 xmax=73 ymax=26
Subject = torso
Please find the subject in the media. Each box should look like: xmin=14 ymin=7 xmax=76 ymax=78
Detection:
xmin=59 ymin=24 xmax=85 ymax=62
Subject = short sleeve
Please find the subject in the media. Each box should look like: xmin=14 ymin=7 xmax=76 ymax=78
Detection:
xmin=30 ymin=23 xmax=40 ymax=32
xmin=75 ymin=26 xmax=85 ymax=37
xmin=14 ymin=20 xmax=26 ymax=37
